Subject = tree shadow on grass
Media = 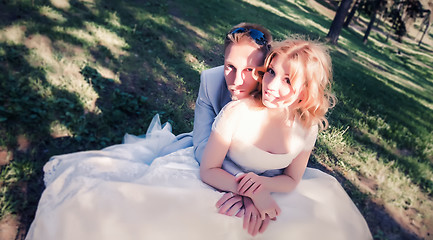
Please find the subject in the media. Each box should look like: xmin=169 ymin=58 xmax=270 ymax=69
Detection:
xmin=331 ymin=46 xmax=433 ymax=131
xmin=308 ymin=144 xmax=423 ymax=240
xmin=310 ymin=0 xmax=339 ymax=12
xmin=0 ymin=41 xmax=89 ymax=239
xmin=330 ymin=51 xmax=433 ymax=191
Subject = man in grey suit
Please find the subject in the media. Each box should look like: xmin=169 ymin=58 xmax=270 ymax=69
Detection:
xmin=150 ymin=22 xmax=274 ymax=234
xmin=192 ymin=23 xmax=275 ymax=232
xmin=192 ymin=23 xmax=272 ymax=171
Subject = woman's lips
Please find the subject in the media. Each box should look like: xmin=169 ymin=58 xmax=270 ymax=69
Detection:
xmin=264 ymin=90 xmax=277 ymax=101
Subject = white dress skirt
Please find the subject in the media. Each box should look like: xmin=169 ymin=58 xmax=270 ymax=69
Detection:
xmin=26 ymin=113 xmax=372 ymax=240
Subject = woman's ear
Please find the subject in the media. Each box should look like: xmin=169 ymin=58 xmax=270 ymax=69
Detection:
xmin=253 ymin=66 xmax=266 ymax=81
xmin=299 ymin=90 xmax=306 ymax=103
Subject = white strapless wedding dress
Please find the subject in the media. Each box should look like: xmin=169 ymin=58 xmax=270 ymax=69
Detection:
xmin=26 ymin=114 xmax=372 ymax=240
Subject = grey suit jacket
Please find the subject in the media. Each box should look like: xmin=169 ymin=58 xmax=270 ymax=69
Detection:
xmin=193 ymin=65 xmax=231 ymax=164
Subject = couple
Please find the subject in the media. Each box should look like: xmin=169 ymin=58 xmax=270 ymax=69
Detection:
xmin=26 ymin=23 xmax=372 ymax=239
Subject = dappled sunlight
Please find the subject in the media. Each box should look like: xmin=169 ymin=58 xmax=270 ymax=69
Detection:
xmin=105 ymin=11 xmax=122 ymax=29
xmin=64 ymin=26 xmax=94 ymax=43
xmin=24 ymin=34 xmax=57 ymax=67
xmin=171 ymin=16 xmax=209 ymax=40
xmin=154 ymin=57 xmax=171 ymax=84
xmin=241 ymin=0 xmax=299 ymax=23
xmin=39 ymin=5 xmax=67 ymax=24
xmin=153 ymin=56 xmax=190 ymax=96
xmin=80 ymin=0 xmax=101 ymax=16
xmin=65 ymin=22 xmax=129 ymax=59
xmin=338 ymin=45 xmax=433 ymax=110
xmin=243 ymin=0 xmax=328 ymax=34
xmin=0 ymin=25 xmax=26 ymax=44
xmin=23 ymin=34 xmax=99 ymax=112
xmin=95 ymin=66 xmax=120 ymax=83
xmin=303 ymin=17 xmax=329 ymax=35
xmin=306 ymin=0 xmax=335 ymax=20
xmin=50 ymin=0 xmax=70 ymax=10
xmin=317 ymin=126 xmax=433 ymax=237
xmin=49 ymin=120 xmax=73 ymax=138
xmin=78 ymin=0 xmax=97 ymax=15
xmin=399 ymin=45 xmax=433 ymax=70
xmin=160 ymin=35 xmax=177 ymax=57
xmin=78 ymin=0 xmax=95 ymax=4
xmin=183 ymin=52 xmax=207 ymax=73
xmin=356 ymin=51 xmax=424 ymax=91
xmin=85 ymin=22 xmax=129 ymax=59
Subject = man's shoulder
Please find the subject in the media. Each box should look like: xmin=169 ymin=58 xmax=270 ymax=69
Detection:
xmin=200 ymin=65 xmax=226 ymax=92
xmin=201 ymin=65 xmax=224 ymax=79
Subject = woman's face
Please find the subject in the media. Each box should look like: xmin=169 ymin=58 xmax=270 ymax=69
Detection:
xmin=262 ymin=54 xmax=297 ymax=109
xmin=224 ymin=40 xmax=265 ymax=100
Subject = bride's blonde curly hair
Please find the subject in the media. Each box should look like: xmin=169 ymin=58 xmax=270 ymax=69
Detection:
xmin=254 ymin=37 xmax=336 ymax=130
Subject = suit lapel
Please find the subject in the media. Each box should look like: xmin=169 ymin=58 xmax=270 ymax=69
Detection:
xmin=219 ymin=78 xmax=232 ymax=112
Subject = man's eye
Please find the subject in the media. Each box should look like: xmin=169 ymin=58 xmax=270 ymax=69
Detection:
xmin=267 ymin=68 xmax=275 ymax=75
xmin=285 ymin=78 xmax=291 ymax=85
xmin=246 ymin=68 xmax=253 ymax=72
xmin=226 ymin=65 xmax=234 ymax=70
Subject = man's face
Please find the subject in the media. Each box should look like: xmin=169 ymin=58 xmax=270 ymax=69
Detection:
xmin=224 ymin=41 xmax=265 ymax=100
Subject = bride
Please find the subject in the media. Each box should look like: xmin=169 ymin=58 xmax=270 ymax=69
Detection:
xmin=26 ymin=38 xmax=372 ymax=240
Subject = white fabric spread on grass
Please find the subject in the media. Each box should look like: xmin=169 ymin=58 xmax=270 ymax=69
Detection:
xmin=26 ymin=114 xmax=372 ymax=240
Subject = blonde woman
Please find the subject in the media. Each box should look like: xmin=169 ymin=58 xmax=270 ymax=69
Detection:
xmin=200 ymin=38 xmax=372 ymax=238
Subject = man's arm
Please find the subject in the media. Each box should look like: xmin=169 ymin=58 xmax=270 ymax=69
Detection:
xmin=193 ymin=69 xmax=219 ymax=164
xmin=193 ymin=67 xmax=246 ymax=216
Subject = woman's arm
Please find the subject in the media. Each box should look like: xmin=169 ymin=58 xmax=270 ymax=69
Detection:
xmin=199 ymin=131 xmax=239 ymax=194
xmin=235 ymin=150 xmax=311 ymax=220
xmin=237 ymin=149 xmax=312 ymax=196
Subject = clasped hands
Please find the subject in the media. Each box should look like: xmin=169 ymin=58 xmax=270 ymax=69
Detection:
xmin=215 ymin=172 xmax=281 ymax=236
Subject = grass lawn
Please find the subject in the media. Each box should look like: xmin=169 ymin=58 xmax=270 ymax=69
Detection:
xmin=1 ymin=0 xmax=432 ymax=239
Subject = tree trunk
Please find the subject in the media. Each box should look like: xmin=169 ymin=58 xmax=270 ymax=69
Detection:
xmin=418 ymin=10 xmax=431 ymax=46
xmin=418 ymin=21 xmax=431 ymax=46
xmin=343 ymin=0 xmax=360 ymax=28
xmin=362 ymin=0 xmax=384 ymax=44
xmin=363 ymin=9 xmax=378 ymax=44
xmin=326 ymin=0 xmax=354 ymax=44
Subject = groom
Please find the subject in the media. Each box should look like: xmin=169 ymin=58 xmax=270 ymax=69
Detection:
xmin=192 ymin=23 xmax=281 ymax=233
xmin=161 ymin=23 xmax=275 ymax=233
xmin=193 ymin=23 xmax=271 ymax=176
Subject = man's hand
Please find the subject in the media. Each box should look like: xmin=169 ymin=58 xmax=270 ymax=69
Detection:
xmin=236 ymin=172 xmax=266 ymax=197
xmin=243 ymin=197 xmax=272 ymax=236
xmin=215 ymin=192 xmax=244 ymax=217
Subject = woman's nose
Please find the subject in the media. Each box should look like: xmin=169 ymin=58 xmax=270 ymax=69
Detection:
xmin=266 ymin=77 xmax=280 ymax=91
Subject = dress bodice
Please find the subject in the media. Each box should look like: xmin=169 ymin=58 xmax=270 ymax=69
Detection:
xmin=212 ymin=99 xmax=318 ymax=175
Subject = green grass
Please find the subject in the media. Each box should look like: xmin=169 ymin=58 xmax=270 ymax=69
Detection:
xmin=1 ymin=0 xmax=432 ymax=239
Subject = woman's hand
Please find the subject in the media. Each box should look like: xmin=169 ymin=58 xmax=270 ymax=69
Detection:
xmin=215 ymin=192 xmax=244 ymax=217
xmin=243 ymin=197 xmax=272 ymax=236
xmin=250 ymin=191 xmax=281 ymax=220
xmin=236 ymin=172 xmax=266 ymax=197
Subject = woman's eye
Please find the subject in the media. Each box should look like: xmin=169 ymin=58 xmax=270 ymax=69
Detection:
xmin=246 ymin=68 xmax=253 ymax=72
xmin=226 ymin=64 xmax=234 ymax=70
xmin=285 ymin=78 xmax=291 ymax=85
